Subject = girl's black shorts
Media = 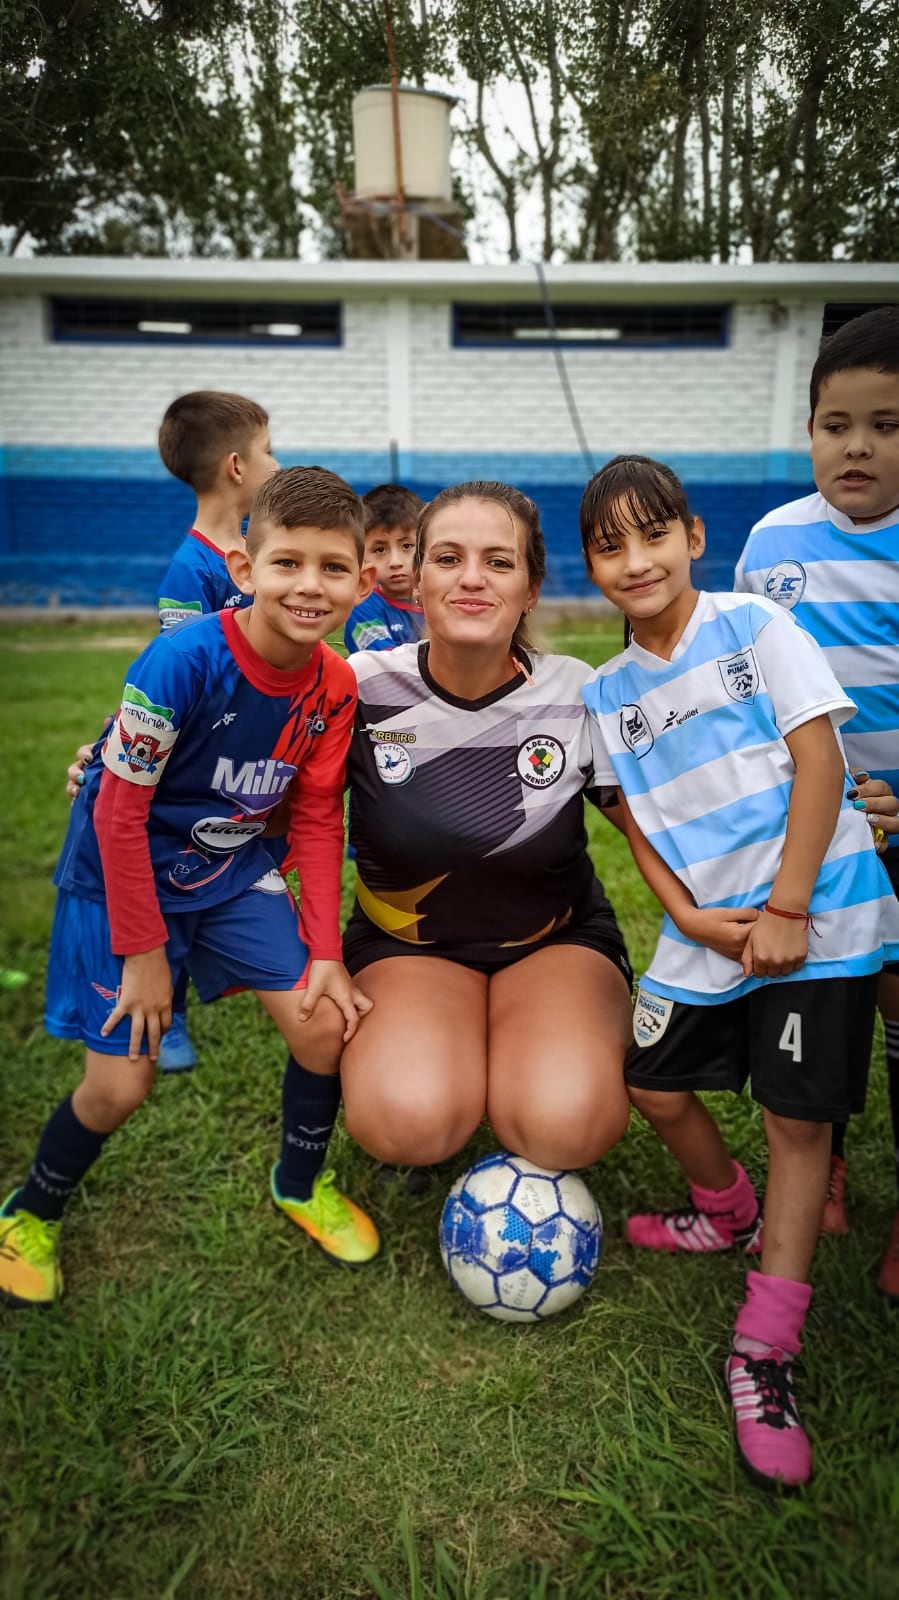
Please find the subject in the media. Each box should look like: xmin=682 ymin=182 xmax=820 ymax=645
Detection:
xmin=625 ymin=974 xmax=878 ymax=1122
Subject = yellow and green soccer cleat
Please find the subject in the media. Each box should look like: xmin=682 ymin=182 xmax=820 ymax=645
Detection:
xmin=271 ymin=1167 xmax=380 ymax=1266
xmin=0 ymin=1192 xmax=63 ymax=1308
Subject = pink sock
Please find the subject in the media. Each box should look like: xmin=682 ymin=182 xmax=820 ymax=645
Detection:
xmin=734 ymin=1270 xmax=812 ymax=1358
xmin=690 ymin=1160 xmax=757 ymax=1228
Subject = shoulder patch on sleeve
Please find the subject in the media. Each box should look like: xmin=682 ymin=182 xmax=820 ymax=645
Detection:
xmin=158 ymin=597 xmax=203 ymax=630
xmin=102 ymin=682 xmax=179 ymax=785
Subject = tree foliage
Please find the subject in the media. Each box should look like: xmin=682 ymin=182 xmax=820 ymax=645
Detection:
xmin=2 ymin=0 xmax=897 ymax=261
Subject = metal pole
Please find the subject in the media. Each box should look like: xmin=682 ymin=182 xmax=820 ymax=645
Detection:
xmin=383 ymin=0 xmax=409 ymax=252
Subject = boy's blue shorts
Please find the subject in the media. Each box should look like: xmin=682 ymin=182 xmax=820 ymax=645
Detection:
xmin=45 ymin=871 xmax=310 ymax=1056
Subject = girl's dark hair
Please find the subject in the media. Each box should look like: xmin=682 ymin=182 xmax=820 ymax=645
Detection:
xmin=579 ymin=454 xmax=694 ymax=556
xmin=416 ymin=481 xmax=546 ymax=656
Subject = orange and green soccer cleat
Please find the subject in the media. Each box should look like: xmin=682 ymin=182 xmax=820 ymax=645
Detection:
xmin=271 ymin=1166 xmax=380 ymax=1266
xmin=0 ymin=1192 xmax=63 ymax=1308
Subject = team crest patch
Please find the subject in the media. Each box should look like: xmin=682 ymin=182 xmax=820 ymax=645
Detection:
xmin=119 ymin=730 xmax=164 ymax=777
xmin=633 ymin=989 xmax=674 ymax=1048
xmin=516 ymin=735 xmax=566 ymax=789
xmin=619 ymin=704 xmax=654 ymax=757
xmin=718 ymin=649 xmax=759 ymax=703
xmin=764 ymin=561 xmax=806 ymax=610
xmin=374 ymin=741 xmax=414 ymax=785
xmin=103 ymin=697 xmax=177 ymax=786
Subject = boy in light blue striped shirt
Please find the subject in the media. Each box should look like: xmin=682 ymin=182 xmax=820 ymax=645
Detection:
xmin=734 ymin=306 xmax=899 ymax=1290
xmin=580 ymin=454 xmax=899 ymax=1493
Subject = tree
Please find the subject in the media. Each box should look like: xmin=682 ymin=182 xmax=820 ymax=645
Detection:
xmin=0 ymin=0 xmax=301 ymax=256
xmin=3 ymin=0 xmax=897 ymax=262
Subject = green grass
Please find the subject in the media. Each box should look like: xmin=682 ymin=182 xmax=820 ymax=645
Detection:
xmin=1 ymin=619 xmax=897 ymax=1600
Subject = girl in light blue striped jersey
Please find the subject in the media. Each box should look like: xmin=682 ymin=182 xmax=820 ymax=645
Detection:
xmin=580 ymin=454 xmax=899 ymax=1494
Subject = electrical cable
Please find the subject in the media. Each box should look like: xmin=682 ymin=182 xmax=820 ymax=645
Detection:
xmin=368 ymin=196 xmax=597 ymax=478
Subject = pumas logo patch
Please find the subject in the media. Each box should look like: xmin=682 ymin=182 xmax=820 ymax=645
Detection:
xmin=764 ymin=561 xmax=806 ymax=610
xmin=718 ymin=649 xmax=759 ymax=703
xmin=516 ymin=735 xmax=566 ymax=789
xmin=374 ymin=742 xmax=414 ymax=785
xmin=619 ymin=704 xmax=654 ymax=757
xmin=633 ymin=989 xmax=674 ymax=1047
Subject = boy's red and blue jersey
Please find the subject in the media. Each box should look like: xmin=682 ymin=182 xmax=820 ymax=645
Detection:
xmin=55 ymin=610 xmax=355 ymax=959
xmin=344 ymin=587 xmax=424 ymax=654
xmin=157 ymin=530 xmax=250 ymax=629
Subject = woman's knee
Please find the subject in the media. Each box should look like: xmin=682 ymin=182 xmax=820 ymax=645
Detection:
xmin=492 ymin=1094 xmax=630 ymax=1171
xmin=343 ymin=1077 xmax=483 ymax=1166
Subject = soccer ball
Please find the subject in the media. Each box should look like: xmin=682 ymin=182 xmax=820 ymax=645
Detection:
xmin=439 ymin=1152 xmax=603 ymax=1322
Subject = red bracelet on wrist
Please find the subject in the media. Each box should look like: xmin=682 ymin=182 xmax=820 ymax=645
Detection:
xmin=763 ymin=902 xmax=822 ymax=938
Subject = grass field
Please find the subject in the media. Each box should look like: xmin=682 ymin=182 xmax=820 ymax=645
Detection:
xmin=1 ymin=619 xmax=897 ymax=1600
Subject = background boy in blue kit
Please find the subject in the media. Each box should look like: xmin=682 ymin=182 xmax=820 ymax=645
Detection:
xmin=0 ymin=467 xmax=379 ymax=1311
xmin=156 ymin=390 xmax=279 ymax=628
xmin=580 ymin=454 xmax=899 ymax=1491
xmin=734 ymin=307 xmax=899 ymax=1295
xmin=344 ymin=483 xmax=424 ymax=653
xmin=69 ymin=389 xmax=280 ymax=1074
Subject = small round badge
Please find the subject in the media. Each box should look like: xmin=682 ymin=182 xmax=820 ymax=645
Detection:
xmin=764 ymin=561 xmax=806 ymax=609
xmin=516 ymin=735 xmax=566 ymax=789
xmin=374 ymin=742 xmax=415 ymax=785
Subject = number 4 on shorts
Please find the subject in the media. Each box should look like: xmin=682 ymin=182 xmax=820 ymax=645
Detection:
xmin=779 ymin=1012 xmax=802 ymax=1063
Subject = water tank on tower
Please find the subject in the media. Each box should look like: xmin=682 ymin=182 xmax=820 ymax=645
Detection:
xmin=344 ymin=84 xmax=466 ymax=260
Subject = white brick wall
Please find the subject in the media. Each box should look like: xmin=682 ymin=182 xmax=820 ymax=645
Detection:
xmin=0 ymin=297 xmax=391 ymax=453
xmin=0 ymin=265 xmax=891 ymax=464
xmin=406 ymin=301 xmax=797 ymax=456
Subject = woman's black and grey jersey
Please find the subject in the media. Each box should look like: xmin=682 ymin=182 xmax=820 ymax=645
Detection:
xmin=343 ymin=642 xmax=630 ymax=979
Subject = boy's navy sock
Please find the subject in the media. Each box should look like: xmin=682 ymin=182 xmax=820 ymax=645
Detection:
xmin=17 ymin=1096 xmax=110 ymax=1221
xmin=276 ymin=1057 xmax=341 ymax=1202
xmin=831 ymin=1120 xmax=847 ymax=1160
xmin=885 ymin=1018 xmax=899 ymax=1198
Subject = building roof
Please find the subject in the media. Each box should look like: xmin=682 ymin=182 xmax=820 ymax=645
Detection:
xmin=1 ymin=257 xmax=897 ymax=304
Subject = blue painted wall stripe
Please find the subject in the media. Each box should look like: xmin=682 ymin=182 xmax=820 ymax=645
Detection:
xmin=0 ymin=448 xmax=816 ymax=606
xmin=3 ymin=445 xmax=815 ymax=488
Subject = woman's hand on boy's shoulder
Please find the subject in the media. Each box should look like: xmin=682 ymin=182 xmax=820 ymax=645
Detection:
xmin=66 ymin=743 xmax=96 ymax=800
xmin=847 ymin=772 xmax=898 ymax=853
xmin=678 ymin=905 xmax=758 ymax=964
xmin=65 ymin=716 xmax=113 ymax=801
xmin=298 ymin=960 xmax=373 ymax=1042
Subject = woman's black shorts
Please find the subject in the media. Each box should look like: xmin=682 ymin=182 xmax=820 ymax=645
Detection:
xmin=342 ymin=881 xmax=632 ymax=986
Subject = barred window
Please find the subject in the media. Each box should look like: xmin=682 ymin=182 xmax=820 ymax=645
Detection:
xmin=453 ymin=302 xmax=728 ymax=348
xmin=821 ymin=302 xmax=899 ymax=340
xmin=50 ymin=298 xmax=342 ymax=346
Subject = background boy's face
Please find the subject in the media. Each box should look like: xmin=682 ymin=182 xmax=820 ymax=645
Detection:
xmin=364 ymin=522 xmax=417 ymax=600
xmin=810 ymin=368 xmax=899 ymax=523
xmin=227 ymin=426 xmax=278 ymax=511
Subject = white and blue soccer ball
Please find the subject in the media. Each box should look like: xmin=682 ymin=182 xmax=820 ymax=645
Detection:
xmin=439 ymin=1152 xmax=603 ymax=1322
